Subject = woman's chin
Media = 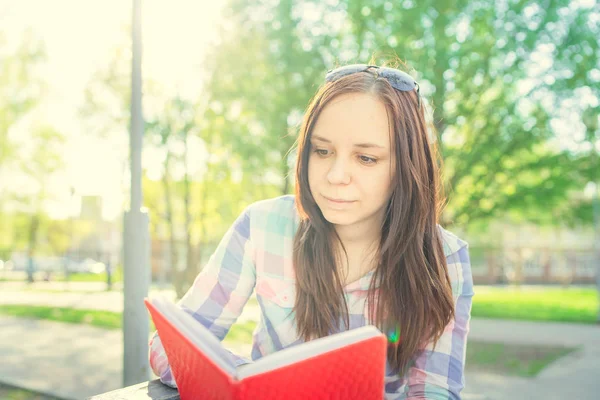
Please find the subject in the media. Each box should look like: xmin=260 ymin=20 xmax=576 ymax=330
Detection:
xmin=321 ymin=211 xmax=355 ymax=226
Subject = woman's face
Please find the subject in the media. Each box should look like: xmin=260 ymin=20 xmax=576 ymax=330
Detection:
xmin=308 ymin=92 xmax=395 ymax=233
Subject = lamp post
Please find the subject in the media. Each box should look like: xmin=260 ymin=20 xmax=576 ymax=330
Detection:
xmin=593 ymin=183 xmax=600 ymax=323
xmin=123 ymin=0 xmax=151 ymax=386
xmin=582 ymin=108 xmax=599 ymax=323
xmin=585 ymin=181 xmax=600 ymax=323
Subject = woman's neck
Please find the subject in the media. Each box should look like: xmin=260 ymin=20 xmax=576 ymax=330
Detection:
xmin=333 ymin=209 xmax=384 ymax=247
xmin=333 ymin=222 xmax=381 ymax=283
xmin=333 ymin=218 xmax=381 ymax=255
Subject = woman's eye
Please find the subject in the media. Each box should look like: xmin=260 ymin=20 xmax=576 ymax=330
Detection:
xmin=359 ymin=155 xmax=377 ymax=165
xmin=314 ymin=149 xmax=329 ymax=156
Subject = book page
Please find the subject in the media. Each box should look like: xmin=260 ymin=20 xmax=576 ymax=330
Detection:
xmin=151 ymin=297 xmax=238 ymax=378
xmin=237 ymin=325 xmax=382 ymax=380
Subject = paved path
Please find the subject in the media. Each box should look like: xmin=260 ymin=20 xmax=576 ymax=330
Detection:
xmin=0 ymin=281 xmax=262 ymax=324
xmin=1 ymin=283 xmax=599 ymax=399
xmin=0 ymin=316 xmax=252 ymax=399
xmin=462 ymin=318 xmax=600 ymax=400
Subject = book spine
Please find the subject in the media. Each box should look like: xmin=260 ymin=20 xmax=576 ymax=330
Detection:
xmin=232 ymin=380 xmax=243 ymax=400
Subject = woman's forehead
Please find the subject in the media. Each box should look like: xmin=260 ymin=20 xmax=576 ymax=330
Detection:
xmin=312 ymin=93 xmax=391 ymax=147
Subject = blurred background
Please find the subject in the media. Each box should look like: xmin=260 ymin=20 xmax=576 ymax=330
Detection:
xmin=0 ymin=0 xmax=598 ymax=399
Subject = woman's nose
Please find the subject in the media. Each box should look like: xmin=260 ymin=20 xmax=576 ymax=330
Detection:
xmin=327 ymin=157 xmax=351 ymax=185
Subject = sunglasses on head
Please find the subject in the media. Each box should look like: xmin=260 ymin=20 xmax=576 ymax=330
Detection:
xmin=325 ymin=64 xmax=421 ymax=108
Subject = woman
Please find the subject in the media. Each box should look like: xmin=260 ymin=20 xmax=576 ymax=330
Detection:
xmin=149 ymin=62 xmax=474 ymax=399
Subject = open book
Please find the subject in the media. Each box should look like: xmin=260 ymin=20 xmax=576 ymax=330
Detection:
xmin=145 ymin=296 xmax=388 ymax=400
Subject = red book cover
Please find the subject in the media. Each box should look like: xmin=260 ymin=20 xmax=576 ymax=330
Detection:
xmin=145 ymin=297 xmax=387 ymax=400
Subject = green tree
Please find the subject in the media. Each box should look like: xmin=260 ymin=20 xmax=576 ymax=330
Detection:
xmin=340 ymin=0 xmax=598 ymax=226
xmin=0 ymin=30 xmax=46 ymax=215
xmin=145 ymin=95 xmax=280 ymax=297
xmin=81 ymin=41 xmax=280 ymax=295
xmin=0 ymin=30 xmax=47 ymax=262
xmin=80 ymin=41 xmax=131 ymax=138
xmin=0 ymin=30 xmax=46 ymax=168
xmin=203 ymin=0 xmax=337 ymax=194
xmin=14 ymin=125 xmax=66 ymax=281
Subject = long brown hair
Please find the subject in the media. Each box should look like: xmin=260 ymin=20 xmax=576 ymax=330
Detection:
xmin=292 ymin=61 xmax=454 ymax=376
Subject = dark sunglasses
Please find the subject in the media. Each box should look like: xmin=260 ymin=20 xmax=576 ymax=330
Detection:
xmin=325 ymin=64 xmax=421 ymax=108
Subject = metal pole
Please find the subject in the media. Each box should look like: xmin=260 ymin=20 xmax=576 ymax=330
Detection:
xmin=123 ymin=0 xmax=151 ymax=386
xmin=593 ymin=183 xmax=600 ymax=324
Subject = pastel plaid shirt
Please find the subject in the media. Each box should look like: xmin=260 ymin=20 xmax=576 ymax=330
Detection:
xmin=149 ymin=195 xmax=474 ymax=399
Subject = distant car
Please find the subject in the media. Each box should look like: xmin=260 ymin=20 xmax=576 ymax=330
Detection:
xmin=9 ymin=254 xmax=28 ymax=271
xmin=35 ymin=256 xmax=65 ymax=272
xmin=69 ymin=258 xmax=106 ymax=274
xmin=3 ymin=260 xmax=14 ymax=271
xmin=4 ymin=254 xmax=107 ymax=274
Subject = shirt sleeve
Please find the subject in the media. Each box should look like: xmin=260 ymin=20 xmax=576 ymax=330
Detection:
xmin=387 ymin=243 xmax=474 ymax=400
xmin=148 ymin=206 xmax=257 ymax=388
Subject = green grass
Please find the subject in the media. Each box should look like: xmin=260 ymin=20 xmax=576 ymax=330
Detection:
xmin=246 ymin=296 xmax=259 ymax=307
xmin=0 ymin=269 xmax=123 ymax=283
xmin=0 ymin=305 xmax=124 ymax=330
xmin=57 ymin=269 xmax=123 ymax=283
xmin=223 ymin=321 xmax=257 ymax=343
xmin=0 ymin=304 xmax=252 ymax=341
xmin=0 ymin=303 xmax=581 ymax=378
xmin=466 ymin=340 xmax=578 ymax=377
xmin=20 ymin=288 xmax=114 ymax=294
xmin=0 ymin=383 xmax=63 ymax=400
xmin=472 ymin=286 xmax=598 ymax=324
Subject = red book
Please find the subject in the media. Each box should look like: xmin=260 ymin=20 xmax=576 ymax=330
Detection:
xmin=145 ymin=297 xmax=387 ymax=400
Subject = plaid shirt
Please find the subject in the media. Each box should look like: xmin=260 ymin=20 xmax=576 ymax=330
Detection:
xmin=149 ymin=195 xmax=474 ymax=399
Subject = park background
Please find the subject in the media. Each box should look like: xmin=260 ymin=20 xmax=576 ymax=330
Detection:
xmin=0 ymin=0 xmax=598 ymax=399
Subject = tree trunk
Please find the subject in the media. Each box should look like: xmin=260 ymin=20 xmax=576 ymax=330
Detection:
xmin=280 ymin=118 xmax=293 ymax=195
xmin=431 ymin=6 xmax=450 ymax=154
xmin=281 ymin=152 xmax=290 ymax=195
xmin=161 ymin=153 xmax=178 ymax=289
xmin=26 ymin=213 xmax=40 ymax=283
xmin=174 ymin=130 xmax=201 ymax=298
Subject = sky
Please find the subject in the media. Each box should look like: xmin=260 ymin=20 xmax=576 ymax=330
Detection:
xmin=1 ymin=0 xmax=224 ymax=220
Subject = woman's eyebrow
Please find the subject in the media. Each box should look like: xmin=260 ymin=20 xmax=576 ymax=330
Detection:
xmin=354 ymin=142 xmax=386 ymax=149
xmin=311 ymin=135 xmax=331 ymax=143
xmin=312 ymin=135 xmax=386 ymax=149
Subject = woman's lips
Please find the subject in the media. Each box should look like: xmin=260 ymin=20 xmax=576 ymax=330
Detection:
xmin=325 ymin=196 xmax=353 ymax=203
xmin=322 ymin=195 xmax=356 ymax=208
